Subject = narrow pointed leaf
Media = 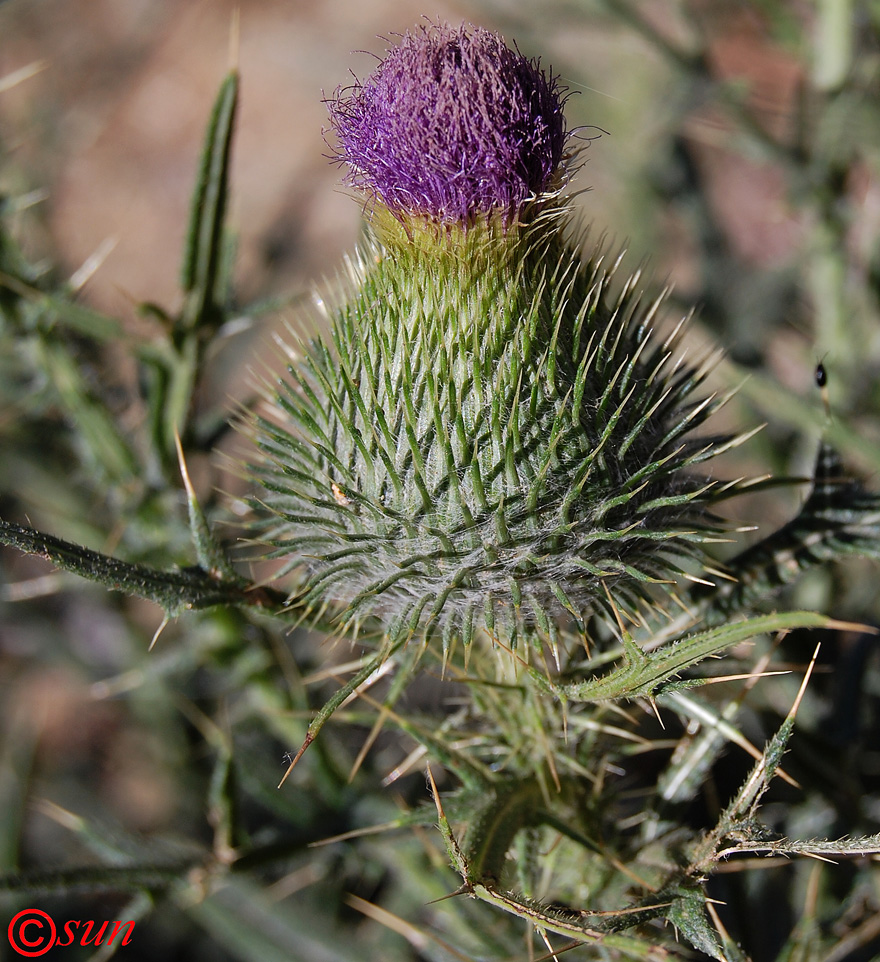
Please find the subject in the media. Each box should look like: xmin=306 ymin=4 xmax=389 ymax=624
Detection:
xmin=562 ymin=611 xmax=848 ymax=702
xmin=180 ymin=70 xmax=239 ymax=330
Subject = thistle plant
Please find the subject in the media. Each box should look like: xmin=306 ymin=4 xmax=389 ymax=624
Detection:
xmin=3 ymin=10 xmax=880 ymax=961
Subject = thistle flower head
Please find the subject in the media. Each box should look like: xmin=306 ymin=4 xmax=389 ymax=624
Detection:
xmin=327 ymin=21 xmax=569 ymax=223
xmin=251 ymin=22 xmax=749 ymax=664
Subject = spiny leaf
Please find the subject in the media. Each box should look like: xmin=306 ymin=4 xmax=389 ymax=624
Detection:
xmin=562 ymin=611 xmax=849 ymax=702
xmin=699 ymin=440 xmax=880 ymax=621
xmin=666 ymin=887 xmax=724 ymax=961
xmin=715 ymin=832 xmax=880 ymax=861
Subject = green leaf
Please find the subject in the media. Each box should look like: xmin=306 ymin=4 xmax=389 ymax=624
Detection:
xmin=35 ymin=337 xmax=139 ymax=483
xmin=562 ymin=611 xmax=846 ymax=702
xmin=0 ymin=269 xmax=123 ymax=343
xmin=180 ymin=70 xmax=239 ymax=331
xmin=667 ymin=887 xmax=724 ymax=961
xmin=698 ymin=441 xmax=880 ymax=622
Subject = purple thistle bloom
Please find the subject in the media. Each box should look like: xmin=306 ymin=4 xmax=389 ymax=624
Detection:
xmin=327 ymin=22 xmax=569 ymax=223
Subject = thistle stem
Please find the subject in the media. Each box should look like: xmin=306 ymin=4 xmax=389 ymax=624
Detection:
xmin=0 ymin=519 xmax=281 ymax=616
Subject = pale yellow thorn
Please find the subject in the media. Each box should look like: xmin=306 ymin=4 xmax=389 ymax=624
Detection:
xmin=149 ymin=615 xmax=169 ymax=652
xmin=174 ymin=430 xmax=198 ymax=505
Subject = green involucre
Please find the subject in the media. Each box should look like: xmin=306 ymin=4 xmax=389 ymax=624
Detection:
xmin=251 ymin=210 xmax=740 ymax=653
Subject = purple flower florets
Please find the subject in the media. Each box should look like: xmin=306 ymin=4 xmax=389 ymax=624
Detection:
xmin=327 ymin=22 xmax=569 ymax=223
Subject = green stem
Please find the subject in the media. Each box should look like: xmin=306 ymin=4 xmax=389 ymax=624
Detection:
xmin=0 ymin=519 xmax=279 ymax=616
xmin=0 ymin=862 xmax=198 ymax=897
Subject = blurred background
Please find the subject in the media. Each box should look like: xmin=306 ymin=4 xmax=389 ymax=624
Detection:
xmin=2 ymin=1 xmax=880 ymax=960
xmin=1 ymin=0 xmax=833 ymax=328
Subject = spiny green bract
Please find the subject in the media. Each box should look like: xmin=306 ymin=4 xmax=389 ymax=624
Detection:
xmin=251 ymin=208 xmax=740 ymax=657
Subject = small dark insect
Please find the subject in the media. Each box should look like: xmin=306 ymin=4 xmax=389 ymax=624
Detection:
xmin=816 ymin=362 xmax=831 ymax=418
xmin=282 ymin=752 xmax=296 ymax=766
